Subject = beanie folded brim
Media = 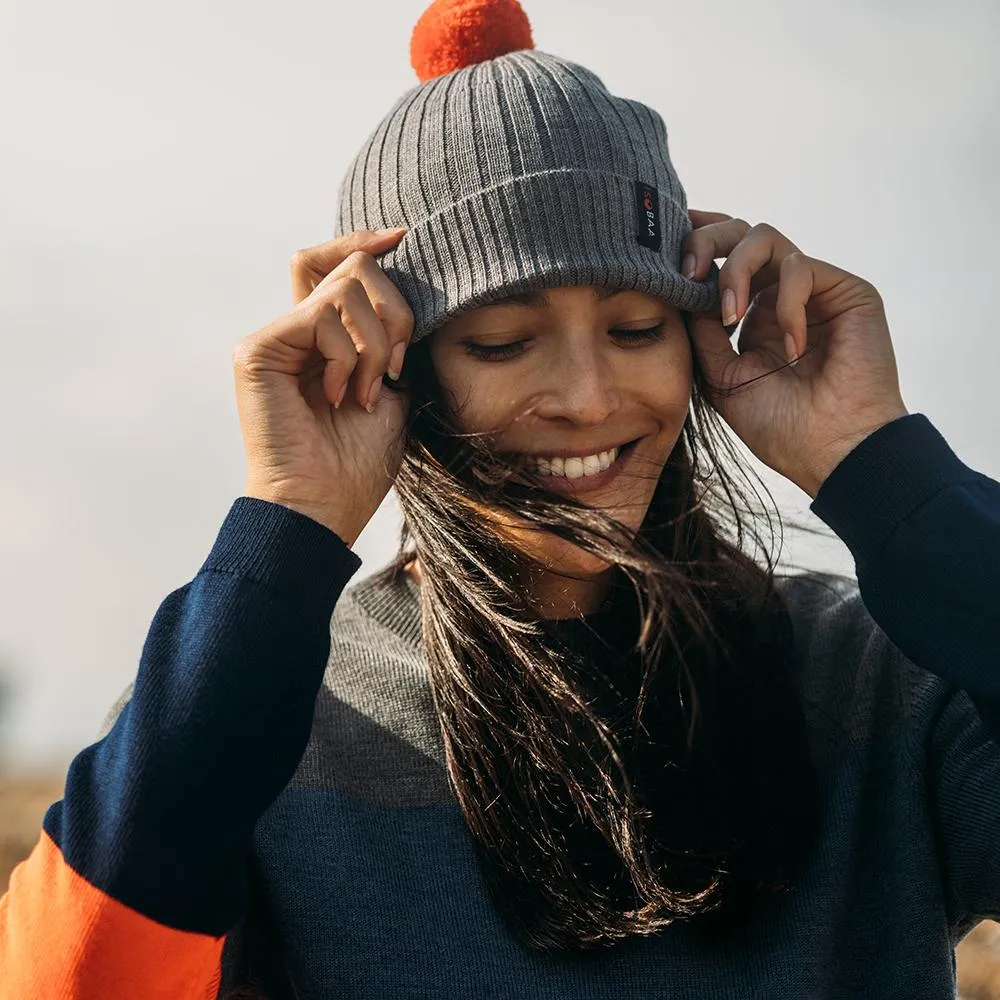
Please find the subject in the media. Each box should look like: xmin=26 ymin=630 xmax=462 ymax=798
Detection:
xmin=374 ymin=169 xmax=724 ymax=344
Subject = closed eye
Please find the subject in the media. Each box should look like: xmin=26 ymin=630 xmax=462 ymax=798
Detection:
xmin=463 ymin=323 xmax=667 ymax=361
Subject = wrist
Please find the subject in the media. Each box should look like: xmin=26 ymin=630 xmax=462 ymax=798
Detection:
xmin=243 ymin=487 xmax=361 ymax=547
xmin=796 ymin=408 xmax=910 ymax=500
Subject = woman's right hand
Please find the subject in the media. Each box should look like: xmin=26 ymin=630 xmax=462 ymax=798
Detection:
xmin=233 ymin=227 xmax=414 ymax=546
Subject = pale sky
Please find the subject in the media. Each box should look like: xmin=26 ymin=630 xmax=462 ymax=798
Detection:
xmin=1 ymin=0 xmax=997 ymax=770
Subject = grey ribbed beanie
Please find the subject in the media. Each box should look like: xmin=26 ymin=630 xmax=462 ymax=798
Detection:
xmin=333 ymin=0 xmax=723 ymax=346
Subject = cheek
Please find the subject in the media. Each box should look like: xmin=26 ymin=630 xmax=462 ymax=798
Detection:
xmin=431 ymin=358 xmax=515 ymax=433
xmin=636 ymin=336 xmax=693 ymax=408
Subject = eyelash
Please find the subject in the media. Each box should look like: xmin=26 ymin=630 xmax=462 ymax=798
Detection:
xmin=463 ymin=323 xmax=667 ymax=361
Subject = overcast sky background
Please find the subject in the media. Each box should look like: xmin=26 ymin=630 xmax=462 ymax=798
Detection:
xmin=1 ymin=0 xmax=997 ymax=771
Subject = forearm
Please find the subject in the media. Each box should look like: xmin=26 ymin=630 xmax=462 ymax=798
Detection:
xmin=811 ymin=414 xmax=1000 ymax=730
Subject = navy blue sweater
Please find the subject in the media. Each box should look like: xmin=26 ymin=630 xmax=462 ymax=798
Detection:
xmin=1 ymin=413 xmax=998 ymax=999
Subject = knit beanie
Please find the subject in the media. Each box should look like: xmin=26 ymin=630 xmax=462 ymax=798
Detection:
xmin=333 ymin=0 xmax=723 ymax=346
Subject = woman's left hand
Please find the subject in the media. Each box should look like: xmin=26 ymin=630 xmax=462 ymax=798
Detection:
xmin=682 ymin=210 xmax=909 ymax=498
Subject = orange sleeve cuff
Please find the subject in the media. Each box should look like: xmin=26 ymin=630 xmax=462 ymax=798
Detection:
xmin=0 ymin=829 xmax=225 ymax=1000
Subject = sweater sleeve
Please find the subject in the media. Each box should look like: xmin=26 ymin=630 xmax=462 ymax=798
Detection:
xmin=0 ymin=497 xmax=362 ymax=1000
xmin=810 ymin=413 xmax=1000 ymax=739
xmin=810 ymin=412 xmax=1000 ymax=925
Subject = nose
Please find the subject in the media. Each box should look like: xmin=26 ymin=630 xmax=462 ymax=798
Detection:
xmin=527 ymin=346 xmax=622 ymax=427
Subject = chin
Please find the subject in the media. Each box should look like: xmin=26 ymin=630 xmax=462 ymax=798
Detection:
xmin=531 ymin=518 xmax=643 ymax=579
xmin=545 ymin=549 xmax=614 ymax=579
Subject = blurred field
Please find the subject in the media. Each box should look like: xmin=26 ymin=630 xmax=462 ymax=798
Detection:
xmin=0 ymin=773 xmax=64 ymax=892
xmin=0 ymin=772 xmax=998 ymax=996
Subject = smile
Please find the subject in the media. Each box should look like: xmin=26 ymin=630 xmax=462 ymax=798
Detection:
xmin=514 ymin=439 xmax=641 ymax=496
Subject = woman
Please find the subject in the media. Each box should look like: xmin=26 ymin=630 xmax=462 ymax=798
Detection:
xmin=2 ymin=0 xmax=998 ymax=997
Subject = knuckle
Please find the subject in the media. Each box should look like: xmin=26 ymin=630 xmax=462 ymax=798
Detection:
xmin=308 ymin=298 xmax=342 ymax=331
xmin=314 ymin=275 xmax=364 ymax=316
xmin=351 ymin=253 xmax=392 ymax=293
xmin=231 ymin=337 xmax=256 ymax=369
xmin=352 ymin=247 xmax=384 ymax=270
xmin=343 ymin=249 xmax=372 ymax=270
xmin=374 ymin=299 xmax=415 ymax=342
xmin=232 ymin=342 xmax=270 ymax=379
xmin=289 ymin=248 xmax=313 ymax=275
xmin=864 ymin=279 xmax=883 ymax=303
xmin=336 ymin=274 xmax=367 ymax=303
xmin=313 ymin=304 xmax=360 ymax=368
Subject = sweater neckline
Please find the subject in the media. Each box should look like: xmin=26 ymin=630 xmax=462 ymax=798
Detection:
xmin=389 ymin=563 xmax=639 ymax=652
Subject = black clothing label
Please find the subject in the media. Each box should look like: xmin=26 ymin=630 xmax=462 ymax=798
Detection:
xmin=635 ymin=180 xmax=661 ymax=251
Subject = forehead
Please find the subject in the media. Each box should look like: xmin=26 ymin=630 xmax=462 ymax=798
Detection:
xmin=445 ymin=285 xmax=664 ymax=326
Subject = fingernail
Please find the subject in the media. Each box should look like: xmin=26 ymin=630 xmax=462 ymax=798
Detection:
xmin=681 ymin=253 xmax=697 ymax=279
xmin=722 ymin=288 xmax=738 ymax=326
xmin=375 ymin=227 xmax=407 ymax=236
xmin=784 ymin=333 xmax=798 ymax=364
xmin=334 ymin=381 xmax=347 ymax=409
xmin=366 ymin=375 xmax=383 ymax=413
xmin=387 ymin=343 xmax=406 ymax=380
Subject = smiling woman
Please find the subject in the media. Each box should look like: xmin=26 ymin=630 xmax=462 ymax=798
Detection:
xmin=3 ymin=0 xmax=1000 ymax=997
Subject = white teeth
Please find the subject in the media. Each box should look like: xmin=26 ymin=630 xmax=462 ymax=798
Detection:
xmin=526 ymin=447 xmax=620 ymax=478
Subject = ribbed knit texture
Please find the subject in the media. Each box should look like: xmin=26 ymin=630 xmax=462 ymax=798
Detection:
xmin=333 ymin=48 xmax=724 ymax=344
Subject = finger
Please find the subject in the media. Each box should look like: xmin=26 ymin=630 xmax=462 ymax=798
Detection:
xmin=680 ymin=217 xmax=751 ymax=282
xmin=773 ymin=253 xmax=821 ymax=361
xmin=233 ymin=291 xmax=363 ymax=411
xmin=290 ymin=228 xmax=407 ymax=305
xmin=311 ymin=250 xmax=415 ymax=384
xmin=716 ymin=223 xmax=802 ymax=326
xmin=685 ymin=311 xmax=740 ymax=396
xmin=311 ymin=299 xmax=362 ymax=409
xmin=687 ymin=209 xmax=733 ymax=227
xmin=315 ymin=274 xmax=393 ymax=411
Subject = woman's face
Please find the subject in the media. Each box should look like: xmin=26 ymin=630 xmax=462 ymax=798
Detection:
xmin=427 ymin=284 xmax=693 ymax=582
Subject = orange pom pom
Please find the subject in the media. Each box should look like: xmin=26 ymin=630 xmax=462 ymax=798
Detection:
xmin=410 ymin=0 xmax=535 ymax=84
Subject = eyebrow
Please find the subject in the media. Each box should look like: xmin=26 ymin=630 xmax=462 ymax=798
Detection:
xmin=494 ymin=286 xmax=624 ymax=308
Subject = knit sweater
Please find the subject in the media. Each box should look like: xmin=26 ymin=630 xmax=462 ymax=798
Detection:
xmin=1 ymin=413 xmax=998 ymax=999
